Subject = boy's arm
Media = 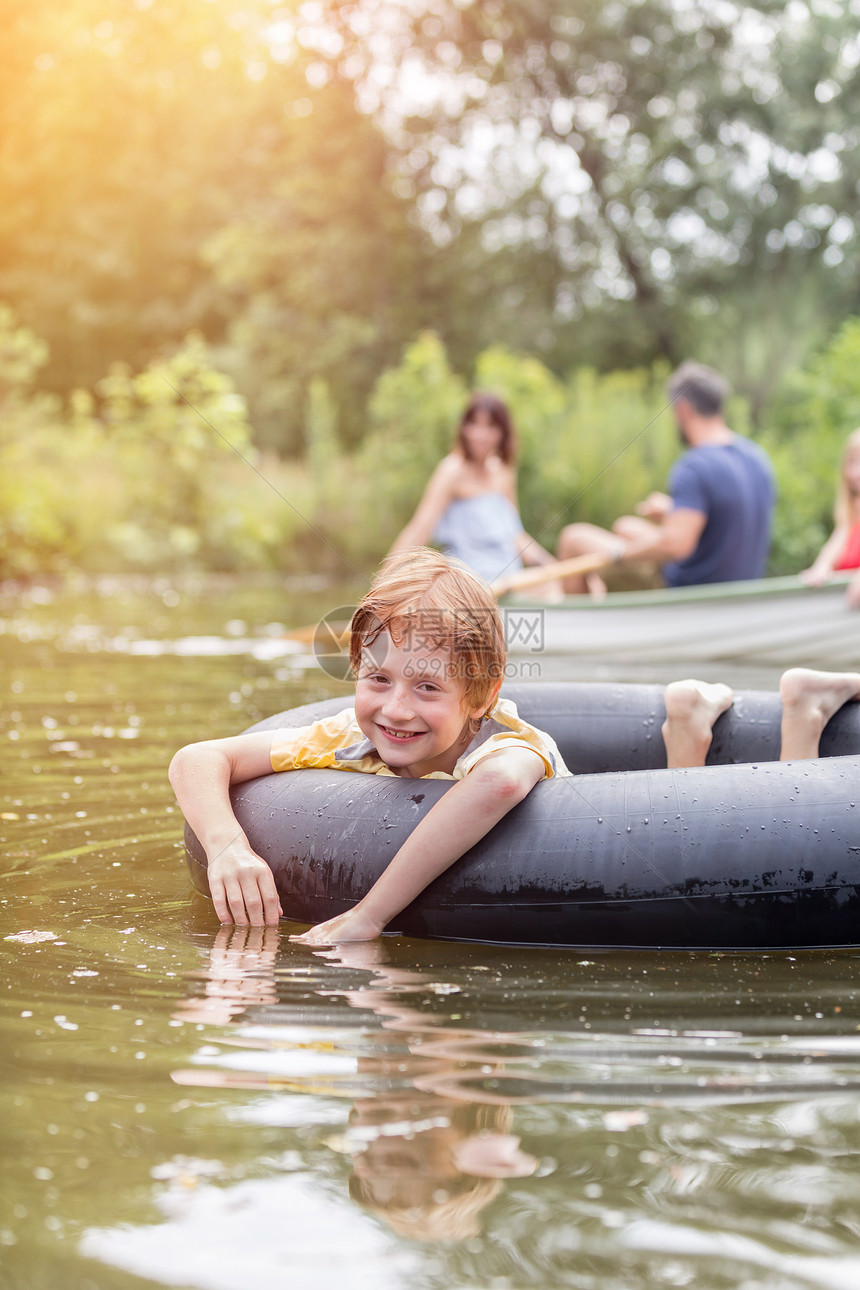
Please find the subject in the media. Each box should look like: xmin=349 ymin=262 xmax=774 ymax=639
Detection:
xmin=291 ymin=747 xmax=546 ymax=945
xmin=168 ymin=732 xmax=283 ymax=926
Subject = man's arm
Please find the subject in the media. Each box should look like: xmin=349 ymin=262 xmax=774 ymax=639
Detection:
xmin=618 ymin=506 xmax=706 ymax=566
xmin=291 ymin=747 xmax=546 ymax=945
xmin=168 ymin=732 xmax=283 ymax=926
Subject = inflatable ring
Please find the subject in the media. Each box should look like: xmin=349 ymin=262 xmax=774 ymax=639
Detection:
xmin=184 ymin=682 xmax=860 ymax=949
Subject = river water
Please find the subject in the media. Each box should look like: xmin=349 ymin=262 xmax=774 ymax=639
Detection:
xmin=3 ymin=575 xmax=860 ymax=1290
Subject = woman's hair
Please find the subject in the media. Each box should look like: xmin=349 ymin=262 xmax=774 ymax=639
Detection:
xmin=456 ymin=392 xmax=517 ymax=465
xmin=349 ymin=548 xmax=506 ymax=712
xmin=835 ymin=427 xmax=860 ymax=527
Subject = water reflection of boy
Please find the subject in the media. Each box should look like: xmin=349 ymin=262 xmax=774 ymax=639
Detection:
xmin=172 ymin=929 xmax=537 ymax=1243
xmin=348 ymin=1097 xmax=532 ymax=1243
xmin=328 ymin=941 xmax=537 ymax=1240
xmin=172 ymin=924 xmax=279 ymax=1025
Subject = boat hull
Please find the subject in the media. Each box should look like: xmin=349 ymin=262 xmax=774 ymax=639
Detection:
xmin=183 ymin=683 xmax=860 ymax=950
xmin=506 ymin=575 xmax=858 ymax=667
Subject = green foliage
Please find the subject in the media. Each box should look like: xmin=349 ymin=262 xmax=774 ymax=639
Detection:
xmin=205 ymin=73 xmax=431 ymax=454
xmin=9 ymin=0 xmax=860 ymax=458
xmin=321 ymin=0 xmax=860 ymax=416
xmin=304 ymin=377 xmax=339 ymax=487
xmin=0 ymin=0 xmax=430 ymax=442
xmin=94 ymin=335 xmax=256 ymax=567
xmin=764 ymin=317 xmax=860 ymax=573
xmin=0 ymin=305 xmax=73 ymax=575
xmin=0 ymin=314 xmax=304 ymax=578
xmin=527 ymin=366 xmax=678 ymax=548
xmin=339 ymin=333 xmax=468 ymax=560
xmin=6 ymin=0 xmax=860 ymax=474
xmin=0 ymin=304 xmax=49 ymax=391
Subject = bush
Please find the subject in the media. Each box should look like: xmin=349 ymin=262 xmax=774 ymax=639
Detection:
xmin=763 ymin=317 xmax=860 ymax=574
xmin=0 ymin=317 xmax=306 ymax=577
xmin=4 ymin=304 xmax=853 ymax=585
xmin=335 ymin=332 xmax=468 ymax=564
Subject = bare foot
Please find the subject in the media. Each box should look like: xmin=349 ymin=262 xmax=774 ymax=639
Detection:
xmin=662 ymin=679 xmax=734 ymax=768
xmin=779 ymin=668 xmax=860 ymax=760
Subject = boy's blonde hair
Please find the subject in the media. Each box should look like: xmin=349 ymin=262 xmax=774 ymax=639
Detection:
xmin=835 ymin=427 xmax=860 ymax=527
xmin=349 ymin=548 xmax=506 ymax=711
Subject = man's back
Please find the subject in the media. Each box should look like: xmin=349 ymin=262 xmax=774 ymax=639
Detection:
xmin=663 ymin=436 xmax=775 ymax=587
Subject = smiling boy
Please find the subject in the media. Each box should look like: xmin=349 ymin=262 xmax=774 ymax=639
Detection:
xmin=168 ymin=549 xmax=569 ymax=943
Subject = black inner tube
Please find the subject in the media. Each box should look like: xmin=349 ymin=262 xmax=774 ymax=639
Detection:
xmin=183 ymin=682 xmax=860 ymax=950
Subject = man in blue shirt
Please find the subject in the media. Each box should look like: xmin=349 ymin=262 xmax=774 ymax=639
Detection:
xmin=557 ymin=362 xmax=776 ymax=593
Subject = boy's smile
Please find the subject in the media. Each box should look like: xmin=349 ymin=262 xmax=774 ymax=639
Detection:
xmin=354 ymin=630 xmax=487 ymax=778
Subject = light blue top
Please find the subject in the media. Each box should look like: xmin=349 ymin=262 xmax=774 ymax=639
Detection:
xmin=433 ymin=492 xmax=524 ymax=584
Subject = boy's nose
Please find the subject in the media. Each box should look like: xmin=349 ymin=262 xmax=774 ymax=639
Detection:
xmin=381 ymin=685 xmax=414 ymax=722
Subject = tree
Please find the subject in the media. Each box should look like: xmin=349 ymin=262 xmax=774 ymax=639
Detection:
xmin=204 ymin=74 xmax=432 ymax=452
xmin=0 ymin=0 xmax=428 ymax=447
xmin=317 ymin=0 xmax=860 ymax=412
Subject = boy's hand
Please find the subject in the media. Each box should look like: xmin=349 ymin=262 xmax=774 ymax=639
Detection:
xmin=292 ymin=747 xmax=545 ymax=946
xmin=290 ymin=904 xmax=384 ymax=946
xmin=207 ymin=842 xmax=283 ymax=926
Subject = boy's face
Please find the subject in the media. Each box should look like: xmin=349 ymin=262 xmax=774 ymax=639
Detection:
xmin=354 ymin=630 xmax=487 ymax=778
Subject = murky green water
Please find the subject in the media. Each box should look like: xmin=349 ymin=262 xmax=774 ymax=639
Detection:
xmin=3 ymin=576 xmax=860 ymax=1290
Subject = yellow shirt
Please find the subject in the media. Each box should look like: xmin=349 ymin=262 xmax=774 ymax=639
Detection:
xmin=269 ymin=696 xmax=570 ymax=781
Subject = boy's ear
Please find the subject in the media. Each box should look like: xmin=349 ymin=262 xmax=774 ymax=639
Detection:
xmin=472 ymin=678 xmax=502 ymax=719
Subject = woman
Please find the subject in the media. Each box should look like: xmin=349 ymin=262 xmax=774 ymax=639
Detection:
xmin=802 ymin=428 xmax=860 ymax=587
xmin=389 ymin=392 xmax=559 ymax=590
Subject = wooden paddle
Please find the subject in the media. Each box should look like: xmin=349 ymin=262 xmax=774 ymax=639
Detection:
xmin=283 ymin=618 xmax=351 ymax=645
xmin=491 ymin=551 xmax=615 ymax=598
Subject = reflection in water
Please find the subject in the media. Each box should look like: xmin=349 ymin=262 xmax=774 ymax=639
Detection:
xmin=173 ymin=929 xmax=538 ymax=1244
xmin=78 ymin=923 xmax=860 ymax=1289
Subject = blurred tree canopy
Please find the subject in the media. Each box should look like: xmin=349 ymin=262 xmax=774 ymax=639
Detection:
xmin=4 ymin=0 xmax=860 ymax=448
xmin=0 ymin=0 xmax=432 ymax=449
xmin=318 ymin=0 xmax=860 ymax=415
xmin=3 ymin=1 xmax=860 ymax=578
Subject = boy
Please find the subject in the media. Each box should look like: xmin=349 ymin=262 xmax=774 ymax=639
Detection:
xmin=169 ymin=549 xmax=569 ymax=944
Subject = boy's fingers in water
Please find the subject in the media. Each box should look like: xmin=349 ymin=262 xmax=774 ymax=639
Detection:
xmin=208 ymin=878 xmax=233 ymax=924
xmin=208 ymin=855 xmax=282 ymax=925
xmin=259 ymin=875 xmax=284 ymax=925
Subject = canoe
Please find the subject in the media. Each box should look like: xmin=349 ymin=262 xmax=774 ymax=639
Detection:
xmin=183 ymin=681 xmax=860 ymax=950
xmin=503 ymin=574 xmax=858 ymax=668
